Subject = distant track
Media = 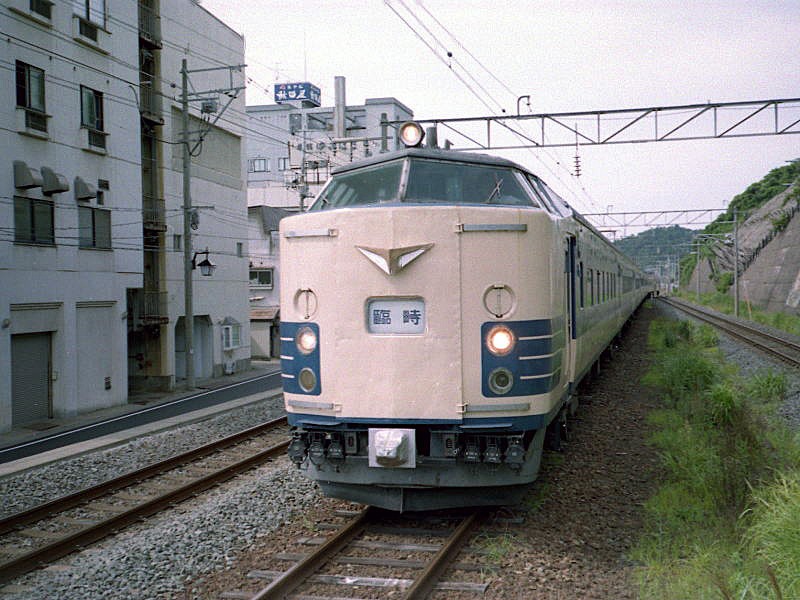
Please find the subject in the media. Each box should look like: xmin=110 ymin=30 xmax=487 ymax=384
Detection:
xmin=660 ymin=297 xmax=800 ymax=367
xmin=0 ymin=417 xmax=289 ymax=585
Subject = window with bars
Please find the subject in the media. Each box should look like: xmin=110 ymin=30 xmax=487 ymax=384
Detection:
xmin=15 ymin=61 xmax=47 ymax=133
xmin=78 ymin=206 xmax=111 ymax=249
xmin=14 ymin=196 xmax=54 ymax=245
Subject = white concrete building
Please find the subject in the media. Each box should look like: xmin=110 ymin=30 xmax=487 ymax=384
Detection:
xmin=0 ymin=0 xmax=249 ymax=432
xmin=248 ymin=205 xmax=289 ymax=359
xmin=246 ymin=78 xmax=414 ymax=211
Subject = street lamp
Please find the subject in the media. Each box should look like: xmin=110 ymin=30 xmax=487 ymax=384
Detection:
xmin=192 ymin=249 xmax=216 ymax=277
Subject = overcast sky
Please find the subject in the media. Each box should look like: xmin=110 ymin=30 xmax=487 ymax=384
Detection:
xmin=201 ymin=0 xmax=800 ymax=234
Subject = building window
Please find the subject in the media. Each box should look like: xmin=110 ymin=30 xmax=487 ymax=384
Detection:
xmin=278 ymin=157 xmax=288 ymax=171
xmin=73 ymin=0 xmax=105 ymax=26
xmin=14 ymin=196 xmax=54 ymax=245
xmin=78 ymin=206 xmax=111 ymax=249
xmin=236 ymin=242 xmax=243 ymax=257
xmin=30 ymin=0 xmax=53 ymax=19
xmin=249 ymin=158 xmax=268 ymax=173
xmin=16 ymin=61 xmax=47 ymax=133
xmin=222 ymin=323 xmax=241 ymax=350
xmin=249 ymin=268 xmax=273 ymax=288
xmin=81 ymin=86 xmax=106 ymax=149
xmin=173 ymin=234 xmax=182 ymax=251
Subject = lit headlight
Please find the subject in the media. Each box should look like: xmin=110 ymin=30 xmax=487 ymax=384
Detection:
xmin=296 ymin=326 xmax=317 ymax=354
xmin=486 ymin=324 xmax=515 ymax=356
xmin=398 ymin=121 xmax=425 ymax=147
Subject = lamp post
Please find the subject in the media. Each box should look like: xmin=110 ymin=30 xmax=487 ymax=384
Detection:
xmin=180 ymin=59 xmax=244 ymax=390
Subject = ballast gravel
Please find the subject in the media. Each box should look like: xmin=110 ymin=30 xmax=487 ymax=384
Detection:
xmin=0 ymin=395 xmax=321 ymax=600
xmin=2 ymin=300 xmax=799 ymax=599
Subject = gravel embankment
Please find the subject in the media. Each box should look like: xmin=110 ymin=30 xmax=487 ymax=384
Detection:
xmin=3 ymin=301 xmax=798 ymax=600
xmin=1 ymin=395 xmax=322 ymax=600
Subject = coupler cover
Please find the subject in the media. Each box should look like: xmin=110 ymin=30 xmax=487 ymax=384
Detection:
xmin=368 ymin=428 xmax=416 ymax=468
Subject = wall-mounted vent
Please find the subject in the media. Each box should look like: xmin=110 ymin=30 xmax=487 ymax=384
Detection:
xmin=41 ymin=167 xmax=70 ymax=195
xmin=13 ymin=161 xmax=43 ymax=189
xmin=74 ymin=176 xmax=97 ymax=201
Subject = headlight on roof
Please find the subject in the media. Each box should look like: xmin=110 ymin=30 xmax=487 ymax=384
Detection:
xmin=398 ymin=121 xmax=425 ymax=147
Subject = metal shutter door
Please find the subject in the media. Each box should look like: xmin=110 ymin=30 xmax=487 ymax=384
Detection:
xmin=11 ymin=333 xmax=52 ymax=425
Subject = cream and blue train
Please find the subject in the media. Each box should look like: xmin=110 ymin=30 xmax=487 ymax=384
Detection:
xmin=280 ymin=122 xmax=652 ymax=511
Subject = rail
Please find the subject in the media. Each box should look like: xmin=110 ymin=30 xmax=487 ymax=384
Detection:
xmin=248 ymin=507 xmax=487 ymax=599
xmin=660 ymin=297 xmax=800 ymax=367
xmin=0 ymin=417 xmax=289 ymax=584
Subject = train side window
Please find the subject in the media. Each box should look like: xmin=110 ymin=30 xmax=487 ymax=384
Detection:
xmin=535 ymin=179 xmax=572 ymax=218
xmin=588 ymin=269 xmax=594 ymax=306
xmin=517 ymin=174 xmax=545 ymax=209
xmin=579 ymin=261 xmax=584 ymax=308
xmin=525 ymin=175 xmax=556 ymax=213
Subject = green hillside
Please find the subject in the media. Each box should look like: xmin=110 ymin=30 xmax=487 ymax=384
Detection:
xmin=705 ymin=159 xmax=800 ymax=236
xmin=613 ymin=225 xmax=695 ymax=272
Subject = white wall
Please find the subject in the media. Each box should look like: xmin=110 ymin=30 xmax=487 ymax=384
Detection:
xmin=0 ymin=0 xmax=142 ymax=431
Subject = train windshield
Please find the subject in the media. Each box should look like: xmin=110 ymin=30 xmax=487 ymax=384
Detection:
xmin=404 ymin=159 xmax=534 ymax=206
xmin=312 ymin=160 xmax=404 ymax=210
xmin=310 ymin=157 xmax=536 ymax=210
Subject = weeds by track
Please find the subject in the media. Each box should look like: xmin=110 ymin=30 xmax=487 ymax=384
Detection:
xmin=660 ymin=296 xmax=800 ymax=367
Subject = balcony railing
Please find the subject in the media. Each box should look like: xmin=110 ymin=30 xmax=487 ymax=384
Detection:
xmin=142 ymin=194 xmax=166 ymax=232
xmin=138 ymin=3 xmax=162 ymax=47
xmin=139 ymin=84 xmax=163 ymax=125
xmin=142 ymin=290 xmax=168 ymax=324
xmin=21 ymin=107 xmax=48 ymax=134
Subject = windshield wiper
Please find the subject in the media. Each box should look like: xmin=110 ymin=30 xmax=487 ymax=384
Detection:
xmin=485 ymin=177 xmax=503 ymax=203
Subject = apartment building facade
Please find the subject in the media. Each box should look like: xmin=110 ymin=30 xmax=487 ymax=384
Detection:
xmin=0 ymin=0 xmax=249 ymax=432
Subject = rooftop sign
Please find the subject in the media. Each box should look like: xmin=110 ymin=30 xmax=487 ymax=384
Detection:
xmin=274 ymin=82 xmax=321 ymax=107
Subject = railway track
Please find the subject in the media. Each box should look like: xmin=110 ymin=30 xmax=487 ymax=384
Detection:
xmin=0 ymin=416 xmax=290 ymax=585
xmin=660 ymin=296 xmax=800 ymax=366
xmin=230 ymin=506 xmax=492 ymax=599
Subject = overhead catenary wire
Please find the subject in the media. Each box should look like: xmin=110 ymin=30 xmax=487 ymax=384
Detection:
xmin=384 ymin=0 xmax=603 ymax=213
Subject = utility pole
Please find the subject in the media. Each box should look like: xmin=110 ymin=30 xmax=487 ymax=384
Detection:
xmin=181 ymin=59 xmax=245 ymax=390
xmin=695 ymin=239 xmax=700 ymax=303
xmin=182 ymin=59 xmax=194 ymax=389
xmin=733 ymin=208 xmax=740 ymax=318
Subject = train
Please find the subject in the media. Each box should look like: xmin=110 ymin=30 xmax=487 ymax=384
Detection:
xmin=279 ymin=121 xmax=653 ymax=512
